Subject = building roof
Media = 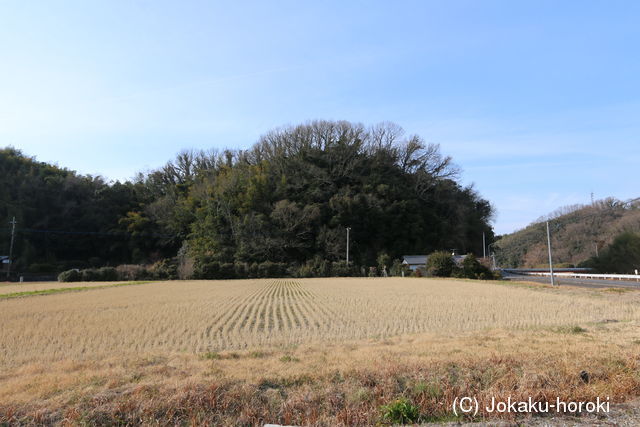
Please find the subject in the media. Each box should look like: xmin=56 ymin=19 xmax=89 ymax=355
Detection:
xmin=402 ymin=255 xmax=428 ymax=265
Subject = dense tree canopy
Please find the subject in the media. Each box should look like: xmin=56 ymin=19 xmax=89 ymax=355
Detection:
xmin=0 ymin=147 xmax=153 ymax=272
xmin=1 ymin=121 xmax=495 ymax=277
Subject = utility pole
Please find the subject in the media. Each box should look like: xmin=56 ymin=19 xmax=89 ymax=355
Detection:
xmin=346 ymin=227 xmax=351 ymax=264
xmin=594 ymin=242 xmax=599 ymax=258
xmin=7 ymin=217 xmax=16 ymax=280
xmin=546 ymin=221 xmax=556 ymax=286
xmin=482 ymin=232 xmax=486 ymax=259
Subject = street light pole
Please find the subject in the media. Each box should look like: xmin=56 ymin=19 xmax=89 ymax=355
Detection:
xmin=546 ymin=221 xmax=556 ymax=286
xmin=482 ymin=232 xmax=486 ymax=259
xmin=346 ymin=227 xmax=351 ymax=264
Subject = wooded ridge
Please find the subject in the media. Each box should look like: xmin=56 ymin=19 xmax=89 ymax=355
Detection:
xmin=1 ymin=120 xmax=494 ymax=278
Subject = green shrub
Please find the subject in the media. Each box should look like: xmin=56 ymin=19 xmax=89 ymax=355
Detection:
xmin=97 ymin=266 xmax=118 ymax=281
xmin=149 ymin=258 xmax=178 ymax=280
xmin=257 ymin=261 xmax=276 ymax=278
xmin=460 ymin=254 xmax=493 ymax=280
xmin=58 ymin=269 xmax=81 ymax=282
xmin=389 ymin=259 xmax=410 ymax=277
xmin=194 ymin=259 xmax=221 ymax=279
xmin=116 ymin=264 xmax=149 ymax=281
xmin=426 ymin=251 xmax=455 ymax=277
xmin=330 ymin=260 xmax=352 ymax=277
xmin=81 ymin=268 xmax=99 ymax=281
xmin=248 ymin=262 xmax=260 ymax=278
xmin=296 ymin=257 xmax=330 ymax=278
xmin=149 ymin=259 xmax=178 ymax=280
xmin=219 ymin=263 xmax=236 ymax=279
xmin=377 ymin=252 xmax=391 ymax=275
xmin=380 ymin=397 xmax=421 ymax=424
xmin=296 ymin=262 xmax=314 ymax=278
xmin=71 ymin=267 xmax=119 ymax=282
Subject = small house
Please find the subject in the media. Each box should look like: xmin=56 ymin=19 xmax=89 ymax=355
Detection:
xmin=402 ymin=255 xmax=428 ymax=271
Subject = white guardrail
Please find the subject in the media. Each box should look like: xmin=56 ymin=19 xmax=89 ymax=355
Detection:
xmin=515 ymin=271 xmax=640 ymax=282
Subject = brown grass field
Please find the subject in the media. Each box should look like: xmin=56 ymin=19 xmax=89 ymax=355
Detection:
xmin=1 ymin=277 xmax=640 ymax=425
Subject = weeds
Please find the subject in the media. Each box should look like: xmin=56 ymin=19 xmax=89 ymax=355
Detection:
xmin=2 ymin=348 xmax=640 ymax=425
xmin=413 ymin=380 xmax=442 ymax=399
xmin=0 ymin=281 xmax=153 ymax=299
xmin=380 ymin=397 xmax=421 ymax=424
xmin=201 ymin=352 xmax=221 ymax=360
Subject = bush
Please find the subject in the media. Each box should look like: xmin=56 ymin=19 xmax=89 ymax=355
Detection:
xmin=194 ymin=259 xmax=221 ymax=279
xmin=376 ymin=252 xmax=391 ymax=276
xmin=97 ymin=266 xmax=118 ymax=281
xmin=257 ymin=261 xmax=275 ymax=278
xmin=219 ymin=263 xmax=236 ymax=279
xmin=296 ymin=262 xmax=314 ymax=278
xmin=330 ymin=260 xmax=353 ymax=277
xmin=74 ymin=267 xmax=118 ymax=282
xmin=81 ymin=268 xmax=99 ymax=281
xmin=295 ymin=257 xmax=330 ymax=278
xmin=257 ymin=261 xmax=286 ymax=278
xmin=149 ymin=259 xmax=178 ymax=280
xmin=58 ymin=269 xmax=81 ymax=282
xmin=426 ymin=251 xmax=455 ymax=277
xmin=234 ymin=262 xmax=249 ymax=279
xmin=116 ymin=264 xmax=149 ymax=281
xmin=380 ymin=398 xmax=421 ymax=424
xmin=389 ymin=259 xmax=410 ymax=277
xmin=460 ymin=254 xmax=493 ymax=280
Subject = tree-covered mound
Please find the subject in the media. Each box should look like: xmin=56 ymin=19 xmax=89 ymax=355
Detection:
xmin=2 ymin=121 xmax=494 ymax=277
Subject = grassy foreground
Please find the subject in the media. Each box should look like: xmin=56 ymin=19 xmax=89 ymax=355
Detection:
xmin=1 ymin=320 xmax=640 ymax=425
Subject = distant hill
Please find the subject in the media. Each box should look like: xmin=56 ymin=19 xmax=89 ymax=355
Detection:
xmin=494 ymin=198 xmax=640 ymax=268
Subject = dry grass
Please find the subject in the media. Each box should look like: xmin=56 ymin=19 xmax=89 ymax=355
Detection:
xmin=2 ymin=322 xmax=640 ymax=425
xmin=1 ymin=277 xmax=640 ymax=424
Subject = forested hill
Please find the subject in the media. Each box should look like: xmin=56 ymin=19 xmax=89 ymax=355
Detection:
xmin=1 ymin=121 xmax=494 ymax=277
xmin=494 ymin=198 xmax=640 ymax=270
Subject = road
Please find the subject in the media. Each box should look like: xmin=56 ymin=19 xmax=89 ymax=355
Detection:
xmin=503 ymin=272 xmax=640 ymax=290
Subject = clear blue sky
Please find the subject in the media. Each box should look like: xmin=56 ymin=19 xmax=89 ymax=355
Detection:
xmin=1 ymin=1 xmax=639 ymax=234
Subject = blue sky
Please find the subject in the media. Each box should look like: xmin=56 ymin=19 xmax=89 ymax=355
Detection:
xmin=1 ymin=1 xmax=638 ymax=234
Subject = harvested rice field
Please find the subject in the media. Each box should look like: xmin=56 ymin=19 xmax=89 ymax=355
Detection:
xmin=4 ymin=278 xmax=640 ymax=425
xmin=1 ymin=277 xmax=639 ymax=366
